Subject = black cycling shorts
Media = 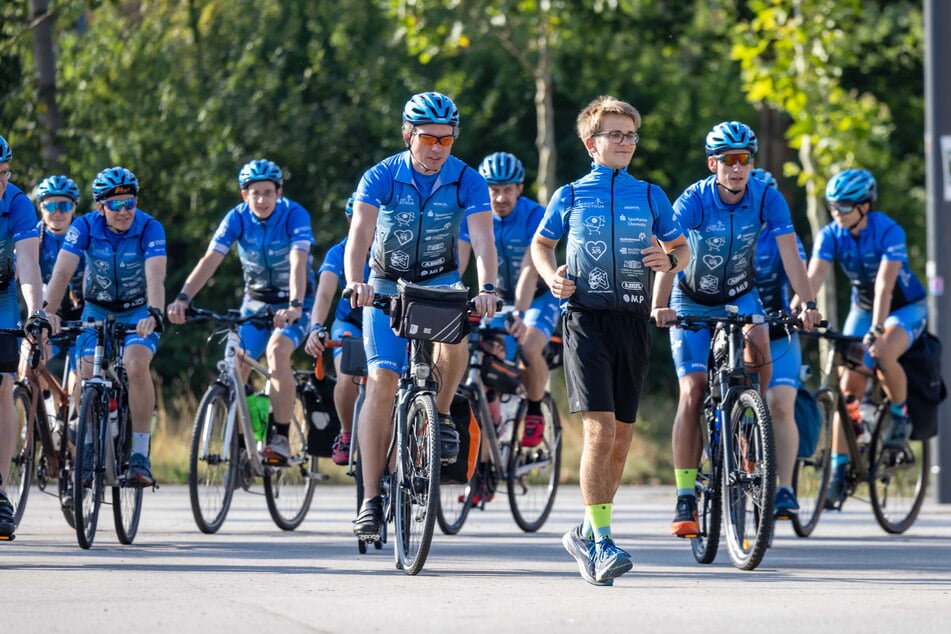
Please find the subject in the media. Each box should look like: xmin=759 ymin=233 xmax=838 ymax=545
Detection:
xmin=563 ymin=310 xmax=651 ymax=423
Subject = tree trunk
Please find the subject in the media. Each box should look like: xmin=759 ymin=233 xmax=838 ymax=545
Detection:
xmin=533 ymin=34 xmax=556 ymax=205
xmin=30 ymin=0 xmax=63 ymax=169
xmin=799 ymin=136 xmax=838 ymax=327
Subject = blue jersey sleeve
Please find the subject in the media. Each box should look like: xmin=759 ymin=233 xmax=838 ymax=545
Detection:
xmin=354 ymin=163 xmax=394 ymax=209
xmin=61 ymin=216 xmax=91 ymax=257
xmin=141 ymin=216 xmax=167 ymax=258
xmin=649 ymin=186 xmax=682 ymax=242
xmin=9 ymin=194 xmax=39 ymax=242
xmin=536 ymin=185 xmax=571 ymax=242
xmin=319 ymin=240 xmax=346 ymax=278
xmin=761 ymin=187 xmax=795 ymax=239
xmin=210 ymin=208 xmax=242 ymax=255
xmin=459 ymin=167 xmax=491 ymax=218
xmin=286 ymin=202 xmax=315 ymax=252
xmin=812 ymin=223 xmax=837 ymax=263
xmin=881 ymin=222 xmax=909 ymax=263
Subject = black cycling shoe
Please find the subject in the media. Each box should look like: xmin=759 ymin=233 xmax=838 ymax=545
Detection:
xmin=0 ymin=486 xmax=16 ymax=541
xmin=353 ymin=495 xmax=384 ymax=539
xmin=439 ymin=416 xmax=460 ymax=465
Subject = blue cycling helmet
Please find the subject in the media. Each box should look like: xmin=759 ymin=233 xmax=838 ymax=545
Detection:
xmin=238 ymin=159 xmax=283 ymax=189
xmin=705 ymin=121 xmax=758 ymax=156
xmin=478 ymin=152 xmax=525 ymax=185
xmin=345 ymin=196 xmax=355 ymax=219
xmin=825 ymin=169 xmax=877 ymax=204
xmin=749 ymin=168 xmax=777 ymax=190
xmin=36 ymin=175 xmax=80 ymax=202
xmin=92 ymin=166 xmax=138 ymax=202
xmin=0 ymin=134 xmax=11 ymax=163
xmin=402 ymin=92 xmax=460 ymax=127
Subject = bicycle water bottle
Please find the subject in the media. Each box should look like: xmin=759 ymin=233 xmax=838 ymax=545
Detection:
xmin=108 ymin=397 xmax=119 ymax=439
xmin=497 ymin=395 xmax=518 ymax=443
xmin=843 ymin=393 xmax=869 ymax=442
xmin=858 ymin=398 xmax=876 ymax=444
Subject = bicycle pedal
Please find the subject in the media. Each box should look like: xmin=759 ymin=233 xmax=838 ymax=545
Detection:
xmin=0 ymin=534 xmax=15 ymax=542
xmin=677 ymin=533 xmax=699 ymax=539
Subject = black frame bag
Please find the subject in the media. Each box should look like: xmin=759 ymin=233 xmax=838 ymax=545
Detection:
xmin=390 ymin=280 xmax=470 ymax=344
xmin=304 ymin=376 xmax=342 ymax=457
xmin=899 ymin=330 xmax=946 ymax=441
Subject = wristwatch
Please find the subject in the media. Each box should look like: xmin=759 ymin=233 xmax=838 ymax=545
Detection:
xmin=666 ymin=252 xmax=678 ymax=272
xmin=289 ymin=299 xmax=302 ymax=309
xmin=175 ymin=292 xmax=190 ymax=303
xmin=805 ymin=300 xmax=818 ymax=311
xmin=480 ymin=283 xmax=497 ymax=295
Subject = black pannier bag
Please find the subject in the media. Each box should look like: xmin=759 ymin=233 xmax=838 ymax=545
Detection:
xmin=899 ymin=330 xmax=947 ymax=440
xmin=390 ymin=280 xmax=470 ymax=344
xmin=304 ymin=376 xmax=342 ymax=457
xmin=441 ymin=393 xmax=481 ymax=485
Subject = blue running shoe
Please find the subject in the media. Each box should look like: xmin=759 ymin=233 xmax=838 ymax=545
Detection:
xmin=562 ymin=526 xmax=612 ymax=586
xmin=594 ymin=537 xmax=633 ymax=583
xmin=774 ymin=487 xmax=800 ymax=519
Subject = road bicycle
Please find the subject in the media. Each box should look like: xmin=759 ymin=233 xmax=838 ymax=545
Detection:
xmin=436 ymin=317 xmax=562 ymax=535
xmin=7 ymin=324 xmax=81 ymax=530
xmin=668 ymin=306 xmax=778 ymax=571
xmin=349 ymin=283 xmax=487 ymax=575
xmin=186 ymin=305 xmax=323 ymax=533
xmin=792 ymin=326 xmax=930 ymax=536
xmin=70 ymin=316 xmax=147 ymax=549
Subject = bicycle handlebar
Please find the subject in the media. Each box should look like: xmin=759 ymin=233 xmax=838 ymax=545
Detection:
xmin=184 ymin=305 xmax=275 ymax=329
xmin=341 ymin=288 xmax=503 ymax=315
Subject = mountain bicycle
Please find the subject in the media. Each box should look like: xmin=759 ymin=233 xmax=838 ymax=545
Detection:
xmin=186 ymin=305 xmax=321 ymax=533
xmin=8 ymin=324 xmax=81 ymax=530
xmin=70 ymin=316 xmax=148 ymax=549
xmin=792 ymin=326 xmax=930 ymax=536
xmin=348 ymin=283 xmax=489 ymax=575
xmin=668 ymin=306 xmax=778 ymax=571
xmin=436 ymin=317 xmax=562 ymax=535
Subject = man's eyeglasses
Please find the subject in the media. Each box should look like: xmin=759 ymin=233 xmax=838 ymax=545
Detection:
xmin=41 ymin=200 xmax=76 ymax=214
xmin=413 ymin=131 xmax=456 ymax=147
xmin=593 ymin=131 xmax=639 ymax=144
xmin=102 ymin=197 xmax=136 ymax=212
xmin=0 ymin=170 xmax=13 ymax=181
xmin=827 ymin=202 xmax=857 ymax=216
xmin=714 ymin=153 xmax=753 ymax=166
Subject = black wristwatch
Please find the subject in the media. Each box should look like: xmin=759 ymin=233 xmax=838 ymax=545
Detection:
xmin=805 ymin=300 xmax=818 ymax=311
xmin=175 ymin=292 xmax=190 ymax=303
xmin=480 ymin=283 xmax=497 ymax=295
xmin=667 ymin=252 xmax=678 ymax=272
xmin=289 ymin=299 xmax=303 ymax=309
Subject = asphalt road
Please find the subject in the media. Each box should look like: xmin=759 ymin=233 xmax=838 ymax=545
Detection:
xmin=3 ymin=482 xmax=950 ymax=633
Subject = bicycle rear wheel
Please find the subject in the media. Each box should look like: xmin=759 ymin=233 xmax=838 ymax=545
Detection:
xmin=721 ymin=389 xmax=775 ymax=570
xmin=868 ymin=408 xmax=930 ymax=534
xmin=9 ymin=384 xmax=37 ymax=527
xmin=792 ymin=388 xmax=833 ymax=537
xmin=692 ymin=408 xmax=722 ymax=564
xmin=74 ymin=385 xmax=105 ymax=549
xmin=188 ymin=383 xmax=238 ymax=534
xmin=264 ymin=389 xmax=318 ymax=530
xmin=394 ymin=393 xmax=440 ymax=575
xmin=507 ymin=393 xmax=561 ymax=532
xmin=113 ymin=400 xmax=143 ymax=545
xmin=436 ymin=473 xmax=475 ymax=535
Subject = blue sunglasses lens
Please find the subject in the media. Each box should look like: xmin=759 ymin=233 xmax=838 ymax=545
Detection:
xmin=42 ymin=201 xmax=76 ymax=214
xmin=104 ymin=198 xmax=136 ymax=212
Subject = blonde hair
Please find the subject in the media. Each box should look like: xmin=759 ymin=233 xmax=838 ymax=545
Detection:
xmin=576 ymin=95 xmax=641 ymax=141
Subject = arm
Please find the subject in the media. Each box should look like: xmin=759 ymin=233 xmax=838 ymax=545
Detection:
xmin=508 ymin=249 xmax=541 ymax=340
xmin=43 ymin=249 xmax=82 ymax=330
xmin=344 ymin=200 xmax=377 ymax=307
xmin=649 ymin=235 xmax=689 ymax=327
xmin=871 ymin=259 xmax=902 ymax=331
xmin=138 ymin=255 xmax=167 ymax=337
xmin=14 ymin=236 xmax=44 ymax=315
xmin=466 ymin=210 xmax=499 ymax=317
xmin=166 ymin=249 xmax=226 ymax=324
xmin=457 ymin=239 xmax=473 ymax=275
xmin=531 ymin=234 xmax=574 ymax=299
xmin=776 ymin=232 xmax=821 ymax=329
xmin=304 ymin=270 xmax=340 ymax=357
xmin=273 ymin=247 xmax=307 ymax=327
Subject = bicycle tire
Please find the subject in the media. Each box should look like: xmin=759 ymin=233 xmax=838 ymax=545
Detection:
xmin=188 ymin=383 xmax=238 ymax=534
xmin=394 ymin=393 xmax=440 ymax=575
xmin=436 ymin=475 xmax=475 ymax=535
xmin=507 ymin=393 xmax=561 ymax=532
xmin=791 ymin=387 xmax=833 ymax=537
xmin=112 ymin=393 xmax=142 ymax=545
xmin=10 ymin=383 xmax=37 ymax=527
xmin=868 ymin=408 xmax=930 ymax=534
xmin=264 ymin=388 xmax=318 ymax=530
xmin=353 ymin=437 xmax=368 ymax=553
xmin=721 ymin=388 xmax=775 ymax=570
xmin=692 ymin=406 xmax=722 ymax=564
xmin=74 ymin=385 xmax=105 ymax=549
xmin=58 ymin=440 xmax=77 ymax=529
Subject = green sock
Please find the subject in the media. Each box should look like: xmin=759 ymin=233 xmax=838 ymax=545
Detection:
xmin=675 ymin=468 xmax=697 ymax=496
xmin=586 ymin=503 xmax=613 ymax=542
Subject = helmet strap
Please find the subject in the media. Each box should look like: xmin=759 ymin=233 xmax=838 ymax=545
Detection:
xmin=716 ymin=180 xmax=745 ymax=196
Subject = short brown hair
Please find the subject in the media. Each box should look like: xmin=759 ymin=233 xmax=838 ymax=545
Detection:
xmin=576 ymin=96 xmax=641 ymax=141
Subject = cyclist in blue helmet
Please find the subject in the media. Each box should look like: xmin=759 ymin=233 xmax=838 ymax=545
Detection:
xmin=533 ymin=96 xmax=689 ymax=585
xmin=305 ymin=195 xmax=370 ymax=465
xmin=345 ymin=91 xmax=498 ymax=540
xmin=0 ymin=133 xmax=47 ymax=539
xmin=653 ymin=121 xmax=821 ymax=538
xmin=458 ymin=152 xmax=555 ymax=453
xmin=807 ymin=169 xmax=927 ymax=507
xmin=168 ymin=158 xmax=315 ymax=464
xmin=45 ymin=165 xmax=166 ymax=488
xmin=750 ymin=167 xmax=808 ymax=519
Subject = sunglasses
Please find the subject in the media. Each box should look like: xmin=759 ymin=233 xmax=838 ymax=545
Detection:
xmin=827 ymin=202 xmax=857 ymax=216
xmin=102 ymin=197 xmax=137 ymax=212
xmin=413 ymin=132 xmax=456 ymax=147
xmin=714 ymin=153 xmax=753 ymax=166
xmin=42 ymin=200 xmax=76 ymax=214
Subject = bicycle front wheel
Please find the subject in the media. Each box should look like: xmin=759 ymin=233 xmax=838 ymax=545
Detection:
xmin=264 ymin=389 xmax=318 ymax=530
xmin=692 ymin=408 xmax=722 ymax=564
xmin=74 ymin=385 xmax=105 ymax=549
xmin=868 ymin=409 xmax=930 ymax=534
xmin=9 ymin=383 xmax=37 ymax=527
xmin=721 ymin=389 xmax=775 ymax=570
xmin=113 ymin=400 xmax=143 ymax=545
xmin=507 ymin=393 xmax=561 ymax=532
xmin=792 ymin=387 xmax=833 ymax=537
xmin=394 ymin=393 xmax=440 ymax=575
xmin=188 ymin=383 xmax=238 ymax=534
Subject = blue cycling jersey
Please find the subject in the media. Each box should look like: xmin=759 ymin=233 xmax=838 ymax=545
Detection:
xmin=38 ymin=222 xmax=84 ymax=288
xmin=0 ymin=183 xmax=39 ymax=289
xmin=62 ymin=209 xmax=166 ymax=311
xmin=459 ymin=196 xmax=546 ymax=303
xmin=754 ymin=227 xmax=806 ymax=316
xmin=319 ymin=236 xmax=370 ymax=325
xmin=812 ymin=211 xmax=926 ymax=311
xmin=354 ymin=151 xmax=491 ymax=282
xmin=537 ymin=163 xmax=682 ymax=315
xmin=211 ymin=197 xmax=315 ymax=304
xmin=674 ymin=175 xmax=794 ymax=305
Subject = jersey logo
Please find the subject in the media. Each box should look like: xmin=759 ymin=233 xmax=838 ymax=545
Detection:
xmin=699 ymin=274 xmax=719 ymax=294
xmin=395 ymin=230 xmax=413 ymax=245
xmin=584 ymin=240 xmax=607 ymax=260
xmin=583 ymin=216 xmax=606 ymax=234
xmin=702 ymin=254 xmax=724 ymax=270
xmin=588 ymin=268 xmax=609 ymax=290
xmin=389 ymin=251 xmax=410 ymax=271
xmin=394 ymin=211 xmax=415 ymax=226
xmin=706 ymin=236 xmax=726 ymax=251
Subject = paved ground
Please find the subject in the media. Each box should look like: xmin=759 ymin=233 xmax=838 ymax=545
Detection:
xmin=3 ymin=483 xmax=951 ymax=633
